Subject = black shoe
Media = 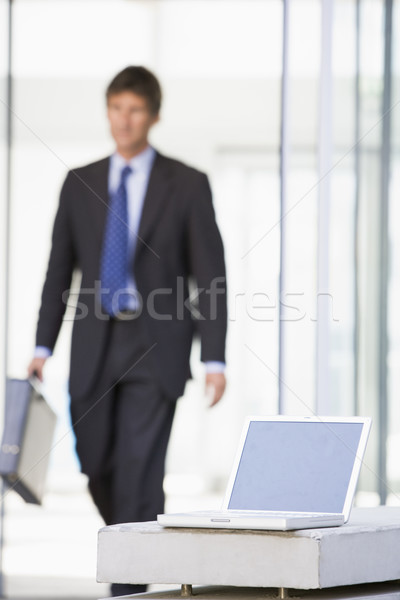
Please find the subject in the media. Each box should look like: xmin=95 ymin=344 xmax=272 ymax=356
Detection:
xmin=111 ymin=582 xmax=147 ymax=597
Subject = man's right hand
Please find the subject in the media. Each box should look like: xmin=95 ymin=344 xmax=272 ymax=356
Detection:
xmin=27 ymin=357 xmax=48 ymax=382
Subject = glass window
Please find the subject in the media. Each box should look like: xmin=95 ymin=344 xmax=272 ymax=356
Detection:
xmin=8 ymin=0 xmax=283 ymax=496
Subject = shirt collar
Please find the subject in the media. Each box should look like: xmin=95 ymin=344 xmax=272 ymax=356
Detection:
xmin=111 ymin=145 xmax=156 ymax=175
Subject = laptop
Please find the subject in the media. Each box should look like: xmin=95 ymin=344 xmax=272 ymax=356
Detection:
xmin=158 ymin=415 xmax=371 ymax=531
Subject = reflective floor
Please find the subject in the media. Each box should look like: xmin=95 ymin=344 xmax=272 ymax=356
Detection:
xmin=3 ymin=473 xmax=108 ymax=599
xmin=2 ymin=471 xmax=222 ymax=600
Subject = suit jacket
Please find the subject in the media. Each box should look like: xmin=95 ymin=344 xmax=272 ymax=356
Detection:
xmin=35 ymin=151 xmax=227 ymax=400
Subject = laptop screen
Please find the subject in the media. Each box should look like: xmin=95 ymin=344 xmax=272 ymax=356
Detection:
xmin=227 ymin=420 xmax=364 ymax=514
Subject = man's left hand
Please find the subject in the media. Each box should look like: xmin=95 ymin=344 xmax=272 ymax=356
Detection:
xmin=205 ymin=372 xmax=226 ymax=407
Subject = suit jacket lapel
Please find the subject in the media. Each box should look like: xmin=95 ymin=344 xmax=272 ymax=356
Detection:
xmin=135 ymin=152 xmax=172 ymax=260
xmin=85 ymin=156 xmax=111 ymax=246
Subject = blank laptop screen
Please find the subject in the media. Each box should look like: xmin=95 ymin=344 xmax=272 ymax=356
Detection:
xmin=228 ymin=420 xmax=364 ymax=513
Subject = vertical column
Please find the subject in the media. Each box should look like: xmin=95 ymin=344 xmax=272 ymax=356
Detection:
xmin=357 ymin=0 xmax=391 ymax=503
xmin=316 ymin=0 xmax=334 ymax=414
xmin=377 ymin=0 xmax=393 ymax=504
xmin=278 ymin=0 xmax=290 ymax=413
xmin=354 ymin=0 xmax=361 ymax=417
xmin=0 ymin=1 xmax=12 ymax=594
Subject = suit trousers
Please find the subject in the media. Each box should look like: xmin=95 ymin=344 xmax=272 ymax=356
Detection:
xmin=70 ymin=314 xmax=177 ymax=526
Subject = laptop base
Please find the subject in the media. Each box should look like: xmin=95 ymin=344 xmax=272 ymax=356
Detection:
xmin=157 ymin=511 xmax=344 ymax=531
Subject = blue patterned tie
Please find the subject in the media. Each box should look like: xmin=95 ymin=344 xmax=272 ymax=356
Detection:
xmin=100 ymin=165 xmax=132 ymax=316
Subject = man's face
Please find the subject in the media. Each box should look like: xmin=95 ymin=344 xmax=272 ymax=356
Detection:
xmin=107 ymin=91 xmax=159 ymax=158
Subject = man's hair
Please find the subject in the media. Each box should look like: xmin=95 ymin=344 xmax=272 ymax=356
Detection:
xmin=106 ymin=66 xmax=162 ymax=115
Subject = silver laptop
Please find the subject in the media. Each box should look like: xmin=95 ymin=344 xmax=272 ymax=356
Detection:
xmin=158 ymin=415 xmax=371 ymax=531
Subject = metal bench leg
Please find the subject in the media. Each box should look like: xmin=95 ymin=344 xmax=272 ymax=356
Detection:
xmin=181 ymin=584 xmax=193 ymax=597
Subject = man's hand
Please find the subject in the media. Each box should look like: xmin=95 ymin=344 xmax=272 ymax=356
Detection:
xmin=27 ymin=357 xmax=48 ymax=382
xmin=205 ymin=372 xmax=226 ymax=407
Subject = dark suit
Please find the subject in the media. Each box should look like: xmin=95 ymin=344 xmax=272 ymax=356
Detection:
xmin=35 ymin=151 xmax=227 ymax=528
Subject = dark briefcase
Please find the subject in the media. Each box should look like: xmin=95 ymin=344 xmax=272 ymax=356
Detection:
xmin=0 ymin=378 xmax=57 ymax=504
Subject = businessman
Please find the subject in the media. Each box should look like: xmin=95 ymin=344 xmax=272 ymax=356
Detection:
xmin=28 ymin=66 xmax=227 ymax=596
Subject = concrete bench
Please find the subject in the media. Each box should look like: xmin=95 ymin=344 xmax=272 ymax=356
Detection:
xmin=97 ymin=507 xmax=400 ymax=599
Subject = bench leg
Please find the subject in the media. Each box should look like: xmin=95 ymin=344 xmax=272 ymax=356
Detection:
xmin=278 ymin=587 xmax=289 ymax=599
xmin=181 ymin=584 xmax=193 ymax=597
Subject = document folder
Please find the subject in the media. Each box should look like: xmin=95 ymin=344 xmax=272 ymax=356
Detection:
xmin=0 ymin=378 xmax=57 ymax=504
